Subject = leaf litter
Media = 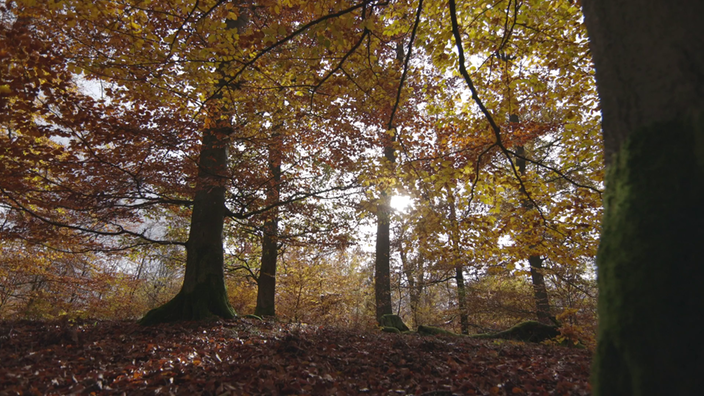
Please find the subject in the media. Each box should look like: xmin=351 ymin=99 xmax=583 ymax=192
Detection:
xmin=0 ymin=318 xmax=591 ymax=395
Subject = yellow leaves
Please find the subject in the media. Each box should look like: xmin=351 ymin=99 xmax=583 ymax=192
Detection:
xmin=312 ymin=2 xmax=326 ymax=17
xmin=0 ymin=85 xmax=11 ymax=95
xmin=262 ymin=24 xmax=287 ymax=45
xmin=47 ymin=0 xmax=67 ymax=10
xmin=206 ymin=34 xmax=218 ymax=44
xmin=129 ymin=21 xmax=142 ymax=33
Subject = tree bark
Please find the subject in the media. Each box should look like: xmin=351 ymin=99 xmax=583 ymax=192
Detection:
xmin=528 ymin=255 xmax=552 ymax=325
xmin=255 ymin=131 xmax=282 ymax=317
xmin=375 ymin=191 xmax=393 ymax=323
xmin=515 ymin=145 xmax=553 ymax=324
xmin=374 ymin=41 xmax=406 ymax=323
xmin=138 ymin=12 xmax=251 ymax=326
xmin=375 ymin=130 xmax=396 ymax=323
xmin=455 ymin=266 xmax=469 ymax=335
xmin=139 ymin=127 xmax=235 ymax=325
xmin=446 ymin=186 xmax=469 ymax=334
xmin=582 ymin=0 xmax=704 ymax=394
xmin=397 ymin=224 xmax=423 ymax=329
xmin=403 ymin=261 xmax=422 ymax=329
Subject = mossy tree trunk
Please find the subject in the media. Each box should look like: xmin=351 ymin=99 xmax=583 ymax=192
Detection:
xmin=139 ymin=127 xmax=236 ymax=325
xmin=255 ymin=131 xmax=282 ymax=317
xmin=592 ymin=119 xmax=704 ymax=394
xmin=583 ymin=0 xmax=704 ymax=393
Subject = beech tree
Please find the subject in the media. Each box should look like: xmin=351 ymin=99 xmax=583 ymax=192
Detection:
xmin=396 ymin=0 xmax=601 ymax=332
xmin=5 ymin=0 xmax=381 ymax=323
xmin=582 ymin=0 xmax=704 ymax=394
xmin=3 ymin=0 xmax=606 ymax=333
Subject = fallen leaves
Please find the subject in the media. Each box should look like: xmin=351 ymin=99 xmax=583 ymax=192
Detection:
xmin=0 ymin=318 xmax=591 ymax=395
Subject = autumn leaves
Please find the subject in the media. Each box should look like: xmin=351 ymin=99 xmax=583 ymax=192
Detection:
xmin=1 ymin=0 xmax=601 ymax=331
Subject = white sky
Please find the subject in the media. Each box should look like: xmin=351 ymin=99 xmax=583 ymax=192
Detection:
xmin=390 ymin=195 xmax=412 ymax=212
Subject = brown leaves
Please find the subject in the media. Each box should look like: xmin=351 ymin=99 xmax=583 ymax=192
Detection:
xmin=0 ymin=318 xmax=591 ymax=395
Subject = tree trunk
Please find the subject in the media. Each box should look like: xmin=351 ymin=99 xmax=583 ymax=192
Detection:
xmin=446 ymin=186 xmax=469 ymax=334
xmin=405 ymin=268 xmax=422 ymax=329
xmin=515 ymin=145 xmax=553 ymax=324
xmin=582 ymin=1 xmax=704 ymax=393
xmin=255 ymin=218 xmax=278 ymax=317
xmin=375 ymin=191 xmax=393 ymax=323
xmin=137 ymin=13 xmax=252 ymax=326
xmin=528 ymin=255 xmax=552 ymax=325
xmin=255 ymin=131 xmax=282 ymax=317
xmin=374 ymin=41 xmax=406 ymax=324
xmin=375 ymin=135 xmax=396 ymax=323
xmin=398 ymin=226 xmax=423 ymax=329
xmin=455 ymin=266 xmax=469 ymax=335
xmin=139 ymin=127 xmax=235 ymax=325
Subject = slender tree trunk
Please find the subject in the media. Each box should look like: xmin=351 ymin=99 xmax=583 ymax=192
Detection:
xmin=374 ymin=131 xmax=396 ymax=324
xmin=446 ymin=186 xmax=469 ymax=334
xmin=374 ymin=41 xmax=407 ymax=323
xmin=528 ymin=255 xmax=552 ymax=325
xmin=374 ymin=126 xmax=397 ymax=323
xmin=139 ymin=127 xmax=235 ymax=325
xmin=454 ymin=266 xmax=469 ymax=334
xmin=255 ymin=131 xmax=282 ymax=317
xmin=129 ymin=255 xmax=146 ymax=298
xmin=404 ymin=270 xmax=421 ymax=329
xmin=410 ymin=255 xmax=424 ymax=328
xmin=515 ymin=145 xmax=553 ymax=324
xmin=398 ymin=226 xmax=423 ymax=328
xmin=255 ymin=218 xmax=278 ymax=316
xmin=582 ymin=1 xmax=704 ymax=394
xmin=375 ymin=190 xmax=393 ymax=322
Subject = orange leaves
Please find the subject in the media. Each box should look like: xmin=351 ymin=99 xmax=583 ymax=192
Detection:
xmin=1 ymin=0 xmax=603 ymax=339
xmin=0 ymin=319 xmax=593 ymax=394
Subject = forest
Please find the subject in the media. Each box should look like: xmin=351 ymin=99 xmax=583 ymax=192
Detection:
xmin=1 ymin=0 xmax=702 ymax=394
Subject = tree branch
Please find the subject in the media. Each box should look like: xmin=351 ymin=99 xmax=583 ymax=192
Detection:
xmin=447 ymin=0 xmax=546 ymax=222
xmin=205 ymin=0 xmax=379 ymax=105
xmin=387 ymin=0 xmax=423 ymax=131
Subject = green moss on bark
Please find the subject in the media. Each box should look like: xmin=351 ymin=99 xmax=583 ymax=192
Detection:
xmin=592 ymin=114 xmax=704 ymax=395
xmin=379 ymin=314 xmax=409 ymax=332
xmin=418 ymin=325 xmax=456 ymax=336
xmin=469 ymin=321 xmax=558 ymax=343
xmin=138 ymin=275 xmax=236 ymax=326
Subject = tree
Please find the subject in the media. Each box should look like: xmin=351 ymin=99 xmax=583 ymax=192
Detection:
xmin=582 ymin=0 xmax=704 ymax=394
xmin=400 ymin=0 xmax=601 ymax=334
xmin=515 ymin=144 xmax=553 ymax=325
xmin=3 ymin=0 xmax=606 ymax=333
xmin=254 ymin=129 xmax=282 ymax=317
xmin=139 ymin=118 xmax=237 ymax=324
xmin=372 ymin=8 xmax=425 ymax=323
xmin=0 ymin=8 xmax=199 ymax=318
xmin=7 ymin=0 xmax=378 ymax=324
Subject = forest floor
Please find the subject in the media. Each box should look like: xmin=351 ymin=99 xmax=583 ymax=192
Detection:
xmin=0 ymin=317 xmax=591 ymax=395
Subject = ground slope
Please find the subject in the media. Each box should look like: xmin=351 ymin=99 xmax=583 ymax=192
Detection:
xmin=0 ymin=318 xmax=591 ymax=395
